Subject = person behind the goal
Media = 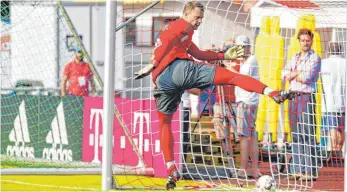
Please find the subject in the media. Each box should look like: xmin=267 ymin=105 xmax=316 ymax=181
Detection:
xmin=135 ymin=1 xmax=298 ymax=189
xmin=61 ymin=46 xmax=96 ymax=97
xmin=321 ymin=42 xmax=345 ymax=161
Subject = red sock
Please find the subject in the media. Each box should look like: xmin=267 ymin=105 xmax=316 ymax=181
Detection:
xmin=213 ymin=66 xmax=266 ymax=94
xmin=158 ymin=111 xmax=174 ymax=163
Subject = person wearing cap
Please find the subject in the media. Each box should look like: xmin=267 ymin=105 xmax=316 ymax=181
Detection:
xmin=61 ymin=47 xmax=96 ymax=97
xmin=233 ymin=35 xmax=261 ymax=179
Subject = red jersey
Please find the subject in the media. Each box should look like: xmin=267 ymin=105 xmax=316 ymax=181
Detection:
xmin=151 ymin=18 xmax=225 ymax=82
xmin=63 ymin=60 xmax=93 ymax=96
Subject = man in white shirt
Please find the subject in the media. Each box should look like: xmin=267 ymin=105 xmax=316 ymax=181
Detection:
xmin=234 ymin=35 xmax=261 ymax=179
xmin=321 ymin=42 xmax=346 ymax=159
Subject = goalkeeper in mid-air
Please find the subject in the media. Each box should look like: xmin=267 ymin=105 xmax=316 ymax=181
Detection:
xmin=135 ymin=1 xmax=297 ymax=190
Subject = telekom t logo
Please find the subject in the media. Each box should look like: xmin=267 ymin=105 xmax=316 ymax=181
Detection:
xmin=89 ymin=108 xmax=104 ymax=163
xmin=88 ymin=109 xmax=160 ymax=165
xmin=131 ymin=112 xmax=149 ymax=158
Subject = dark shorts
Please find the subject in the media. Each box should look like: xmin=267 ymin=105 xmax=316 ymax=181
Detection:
xmin=322 ymin=112 xmax=345 ymax=132
xmin=154 ymin=59 xmax=216 ymax=114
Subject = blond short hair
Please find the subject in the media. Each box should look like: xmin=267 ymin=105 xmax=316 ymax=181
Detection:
xmin=183 ymin=1 xmax=205 ymax=15
xmin=223 ymin=38 xmax=235 ymax=48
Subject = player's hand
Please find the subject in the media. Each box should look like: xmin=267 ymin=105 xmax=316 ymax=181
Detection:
xmin=268 ymin=90 xmax=300 ymax=104
xmin=134 ymin=64 xmax=155 ymax=80
xmin=224 ymin=45 xmax=244 ymax=60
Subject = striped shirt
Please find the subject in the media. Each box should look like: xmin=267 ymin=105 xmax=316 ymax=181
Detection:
xmin=282 ymin=50 xmax=321 ymax=93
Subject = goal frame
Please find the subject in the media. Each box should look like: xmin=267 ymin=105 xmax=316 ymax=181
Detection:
xmin=102 ymin=0 xmax=162 ymax=190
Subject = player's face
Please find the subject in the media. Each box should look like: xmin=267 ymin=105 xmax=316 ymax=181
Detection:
xmin=75 ymin=51 xmax=84 ymax=61
xmin=185 ymin=7 xmax=204 ymax=30
xmin=244 ymin=45 xmax=251 ymax=56
xmin=299 ymin=34 xmax=312 ymax=52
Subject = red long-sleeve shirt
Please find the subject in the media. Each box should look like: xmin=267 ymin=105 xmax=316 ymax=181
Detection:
xmin=151 ymin=18 xmax=224 ymax=82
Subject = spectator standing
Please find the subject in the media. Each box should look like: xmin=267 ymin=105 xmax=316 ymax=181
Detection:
xmin=321 ymin=42 xmax=346 ymax=159
xmin=234 ymin=35 xmax=261 ymax=179
xmin=282 ymin=29 xmax=321 ymax=180
xmin=61 ymin=47 xmax=96 ymax=97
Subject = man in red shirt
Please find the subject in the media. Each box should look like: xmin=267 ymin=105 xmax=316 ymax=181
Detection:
xmin=135 ymin=2 xmax=297 ymax=189
xmin=61 ymin=47 xmax=96 ymax=97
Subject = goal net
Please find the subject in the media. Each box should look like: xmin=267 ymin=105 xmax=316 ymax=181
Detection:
xmin=0 ymin=0 xmax=102 ymax=171
xmin=1 ymin=0 xmax=346 ymax=191
xmin=112 ymin=0 xmax=346 ymax=191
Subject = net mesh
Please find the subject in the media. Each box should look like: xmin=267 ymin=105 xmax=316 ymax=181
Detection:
xmin=1 ymin=0 xmax=346 ymax=191
xmin=1 ymin=0 xmax=101 ymax=168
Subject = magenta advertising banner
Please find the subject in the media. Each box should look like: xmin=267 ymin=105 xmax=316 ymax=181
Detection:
xmin=82 ymin=97 xmax=181 ymax=178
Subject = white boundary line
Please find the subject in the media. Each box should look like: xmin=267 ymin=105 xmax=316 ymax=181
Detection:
xmin=1 ymin=179 xmax=98 ymax=191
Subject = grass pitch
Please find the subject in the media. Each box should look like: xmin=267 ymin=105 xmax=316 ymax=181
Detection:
xmin=0 ymin=156 xmax=242 ymax=191
xmin=1 ymin=175 xmax=217 ymax=191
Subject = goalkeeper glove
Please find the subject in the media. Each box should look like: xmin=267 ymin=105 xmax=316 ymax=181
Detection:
xmin=268 ymin=90 xmax=299 ymax=104
xmin=134 ymin=64 xmax=155 ymax=80
xmin=224 ymin=45 xmax=244 ymax=60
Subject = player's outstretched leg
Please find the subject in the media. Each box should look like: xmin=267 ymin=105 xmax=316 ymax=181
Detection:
xmin=157 ymin=112 xmax=181 ymax=190
xmin=213 ymin=66 xmax=298 ymax=103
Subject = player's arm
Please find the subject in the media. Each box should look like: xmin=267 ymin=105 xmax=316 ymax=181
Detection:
xmin=188 ymin=42 xmax=244 ymax=61
xmin=61 ymin=74 xmax=68 ymax=96
xmin=188 ymin=43 xmax=224 ymax=61
xmin=90 ymin=77 xmax=96 ymax=96
xmin=61 ymin=64 xmax=70 ymax=96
